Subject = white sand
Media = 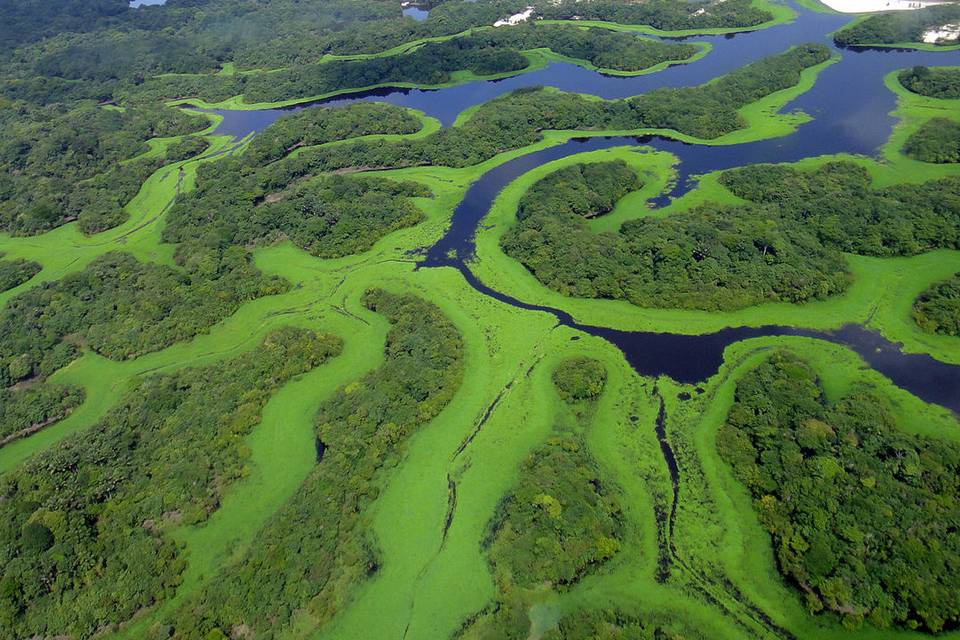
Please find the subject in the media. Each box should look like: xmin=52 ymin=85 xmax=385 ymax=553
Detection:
xmin=819 ymin=0 xmax=953 ymax=13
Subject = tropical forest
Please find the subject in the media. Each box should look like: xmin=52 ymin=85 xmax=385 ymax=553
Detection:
xmin=0 ymin=0 xmax=959 ymax=639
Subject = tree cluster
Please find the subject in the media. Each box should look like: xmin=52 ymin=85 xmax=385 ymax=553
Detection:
xmin=159 ymin=290 xmax=464 ymax=640
xmin=0 ymin=250 xmax=287 ymax=387
xmin=904 ymin=117 xmax=960 ymax=163
xmin=913 ymin=272 xmax=960 ymax=336
xmin=0 ymin=327 xmax=343 ymax=638
xmin=0 ymin=383 xmax=84 ymax=448
xmin=537 ymin=0 xmax=772 ymax=31
xmin=717 ymin=351 xmax=960 ymax=632
xmin=0 ymin=255 xmax=40 ymax=292
xmin=899 ymin=65 xmax=960 ymax=99
xmin=0 ymin=102 xmax=207 ymax=235
xmin=834 ymin=4 xmax=960 ymax=47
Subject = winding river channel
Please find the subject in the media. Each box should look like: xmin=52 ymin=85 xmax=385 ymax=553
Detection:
xmin=205 ymin=1 xmax=960 ymax=413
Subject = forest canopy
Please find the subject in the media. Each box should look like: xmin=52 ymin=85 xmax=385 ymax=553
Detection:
xmin=833 ymin=4 xmax=960 ymax=47
xmin=717 ymin=352 xmax=960 ymax=632
xmin=0 ymin=327 xmax=343 ymax=638
xmin=898 ymin=65 xmax=960 ymax=99
xmin=913 ymin=272 xmax=960 ymax=336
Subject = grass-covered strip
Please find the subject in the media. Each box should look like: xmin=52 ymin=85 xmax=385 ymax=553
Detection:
xmin=0 ymin=250 xmax=286 ymax=387
xmin=0 ymin=256 xmax=40 ymax=292
xmin=0 ymin=383 xmax=84 ymax=448
xmin=262 ymin=44 xmax=831 ymax=182
xmin=0 ymin=327 xmax=342 ymax=639
xmin=913 ymin=273 xmax=960 ymax=336
xmin=148 ymin=23 xmax=703 ymax=106
xmin=904 ymin=117 xmax=960 ymax=163
xmin=833 ymin=4 xmax=960 ymax=50
xmin=0 ymin=102 xmax=207 ymax=235
xmin=161 ymin=289 xmax=464 ymax=640
xmin=899 ymin=65 xmax=960 ymax=100
xmin=717 ymin=350 xmax=960 ymax=632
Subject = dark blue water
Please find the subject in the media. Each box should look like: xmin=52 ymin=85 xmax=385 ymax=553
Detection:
xmin=198 ymin=2 xmax=960 ymax=408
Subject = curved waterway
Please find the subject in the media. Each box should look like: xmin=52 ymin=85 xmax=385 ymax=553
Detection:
xmin=205 ymin=2 xmax=960 ymax=412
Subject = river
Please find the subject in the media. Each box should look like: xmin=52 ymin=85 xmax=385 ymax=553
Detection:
xmin=203 ymin=1 xmax=960 ymax=412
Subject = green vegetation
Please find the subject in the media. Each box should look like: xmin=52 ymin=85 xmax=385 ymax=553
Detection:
xmin=913 ymin=273 xmax=960 ymax=335
xmin=0 ymin=256 xmax=40 ymax=292
xmin=0 ymin=383 xmax=84 ymax=447
xmin=834 ymin=4 xmax=960 ymax=49
xmin=717 ymin=351 xmax=960 ymax=632
xmin=0 ymin=103 xmax=206 ymax=235
xmin=244 ymin=102 xmax=423 ymax=166
xmin=147 ymin=24 xmax=701 ymax=105
xmin=0 ymin=251 xmax=286 ymax=387
xmin=543 ymin=608 xmax=704 ymax=640
xmin=267 ymin=44 xmax=831 ymax=179
xmin=904 ymin=117 xmax=960 ymax=163
xmin=160 ymin=290 xmax=464 ymax=640
xmin=0 ymin=327 xmax=342 ymax=638
xmin=898 ymin=66 xmax=960 ymax=99
xmin=463 ymin=357 xmax=627 ymax=639
xmin=552 ymin=356 xmax=609 ymax=403
xmin=538 ymin=0 xmax=773 ymax=31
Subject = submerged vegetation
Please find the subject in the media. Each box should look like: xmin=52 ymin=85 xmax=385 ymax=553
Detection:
xmin=718 ymin=351 xmax=960 ymax=631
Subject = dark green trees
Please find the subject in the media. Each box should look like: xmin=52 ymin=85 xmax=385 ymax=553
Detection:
xmin=0 ymin=328 xmax=342 ymax=638
xmin=899 ymin=66 xmax=960 ymax=99
xmin=913 ymin=273 xmax=960 ymax=335
xmin=904 ymin=117 xmax=960 ymax=163
xmin=718 ymin=352 xmax=960 ymax=631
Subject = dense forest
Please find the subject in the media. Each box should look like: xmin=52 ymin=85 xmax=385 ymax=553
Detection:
xmin=0 ymin=103 xmax=207 ymax=235
xmin=898 ymin=65 xmax=960 ymax=99
xmin=0 ymin=251 xmax=287 ymax=387
xmin=503 ymin=160 xmax=960 ymax=311
xmin=259 ymin=44 xmax=831 ymax=182
xmin=913 ymin=273 xmax=960 ymax=335
xmin=159 ymin=290 xmax=464 ymax=640
xmin=537 ymin=0 xmax=773 ymax=31
xmin=0 ymin=327 xmax=343 ymax=638
xmin=717 ymin=352 xmax=960 ymax=631
xmin=833 ymin=4 xmax=960 ymax=47
xmin=0 ymin=255 xmax=40 ymax=292
xmin=142 ymin=23 xmax=700 ymax=104
xmin=904 ymin=117 xmax=960 ymax=163
xmin=0 ymin=383 xmax=84 ymax=448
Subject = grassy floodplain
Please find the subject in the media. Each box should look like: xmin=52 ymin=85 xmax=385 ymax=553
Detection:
xmin=1 ymin=4 xmax=959 ymax=639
